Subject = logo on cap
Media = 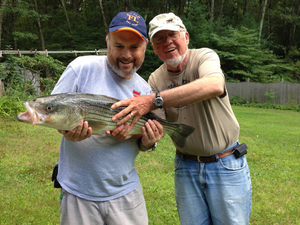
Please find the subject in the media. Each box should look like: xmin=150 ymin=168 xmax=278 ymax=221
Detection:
xmin=127 ymin=14 xmax=140 ymax=24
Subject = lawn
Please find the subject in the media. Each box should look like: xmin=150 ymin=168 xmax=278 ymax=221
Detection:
xmin=0 ymin=106 xmax=299 ymax=224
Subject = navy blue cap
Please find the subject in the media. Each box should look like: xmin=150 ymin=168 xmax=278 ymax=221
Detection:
xmin=109 ymin=11 xmax=148 ymax=43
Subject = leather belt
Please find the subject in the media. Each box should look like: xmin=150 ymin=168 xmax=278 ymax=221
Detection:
xmin=176 ymin=148 xmax=235 ymax=163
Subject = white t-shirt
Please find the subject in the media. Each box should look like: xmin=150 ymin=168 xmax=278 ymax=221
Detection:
xmin=52 ymin=55 xmax=152 ymax=201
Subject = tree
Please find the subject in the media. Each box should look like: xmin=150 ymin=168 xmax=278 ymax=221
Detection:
xmin=60 ymin=0 xmax=72 ymax=33
xmin=0 ymin=0 xmax=7 ymax=49
xmin=33 ymin=0 xmax=45 ymax=50
xmin=210 ymin=26 xmax=295 ymax=82
xmin=258 ymin=0 xmax=268 ymax=44
xmin=98 ymin=0 xmax=108 ymax=35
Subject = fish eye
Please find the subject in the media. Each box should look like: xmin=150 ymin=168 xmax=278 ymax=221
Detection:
xmin=45 ymin=104 xmax=53 ymax=111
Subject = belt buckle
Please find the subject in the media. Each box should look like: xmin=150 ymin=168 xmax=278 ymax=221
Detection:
xmin=197 ymin=156 xmax=201 ymax=162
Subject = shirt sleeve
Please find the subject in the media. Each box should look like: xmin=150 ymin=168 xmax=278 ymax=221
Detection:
xmin=198 ymin=49 xmax=224 ymax=79
xmin=51 ymin=64 xmax=79 ymax=95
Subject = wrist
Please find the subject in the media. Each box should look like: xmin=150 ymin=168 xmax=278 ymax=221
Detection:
xmin=153 ymin=92 xmax=164 ymax=109
xmin=149 ymin=93 xmax=157 ymax=110
xmin=138 ymin=138 xmax=157 ymax=152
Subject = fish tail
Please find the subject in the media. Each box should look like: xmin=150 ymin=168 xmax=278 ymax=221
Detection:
xmin=168 ymin=123 xmax=195 ymax=148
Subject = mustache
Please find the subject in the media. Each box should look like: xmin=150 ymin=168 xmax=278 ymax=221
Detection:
xmin=118 ymin=57 xmax=133 ymax=64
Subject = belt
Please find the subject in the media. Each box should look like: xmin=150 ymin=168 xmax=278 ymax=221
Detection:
xmin=176 ymin=148 xmax=235 ymax=163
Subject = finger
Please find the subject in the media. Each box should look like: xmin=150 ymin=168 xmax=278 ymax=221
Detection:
xmin=156 ymin=121 xmax=164 ymax=134
xmin=140 ymin=126 xmax=148 ymax=141
xmin=86 ymin=127 xmax=93 ymax=138
xmin=116 ymin=113 xmax=135 ymax=126
xmin=129 ymin=114 xmax=141 ymax=128
xmin=82 ymin=121 xmax=92 ymax=138
xmin=148 ymin=120 xmax=159 ymax=134
xmin=111 ymin=103 xmax=131 ymax=122
xmin=111 ymin=99 xmax=129 ymax=110
xmin=144 ymin=122 xmax=156 ymax=140
xmin=67 ymin=121 xmax=83 ymax=140
xmin=110 ymin=125 xmax=124 ymax=137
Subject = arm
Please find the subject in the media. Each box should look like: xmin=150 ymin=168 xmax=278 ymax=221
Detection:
xmin=111 ymin=74 xmax=225 ymax=126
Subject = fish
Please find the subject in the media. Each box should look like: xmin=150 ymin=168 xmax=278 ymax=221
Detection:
xmin=17 ymin=93 xmax=195 ymax=148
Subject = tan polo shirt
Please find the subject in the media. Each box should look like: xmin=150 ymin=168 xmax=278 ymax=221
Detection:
xmin=148 ymin=48 xmax=239 ymax=156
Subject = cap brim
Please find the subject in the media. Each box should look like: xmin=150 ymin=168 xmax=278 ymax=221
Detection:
xmin=109 ymin=26 xmax=148 ymax=43
xmin=150 ymin=25 xmax=180 ymax=41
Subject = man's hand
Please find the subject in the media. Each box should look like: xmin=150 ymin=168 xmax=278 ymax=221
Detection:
xmin=111 ymin=94 xmax=155 ymax=127
xmin=58 ymin=121 xmax=92 ymax=142
xmin=105 ymin=123 xmax=133 ymax=142
xmin=140 ymin=120 xmax=164 ymax=150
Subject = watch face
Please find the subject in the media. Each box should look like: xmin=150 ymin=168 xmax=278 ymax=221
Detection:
xmin=156 ymin=98 xmax=163 ymax=106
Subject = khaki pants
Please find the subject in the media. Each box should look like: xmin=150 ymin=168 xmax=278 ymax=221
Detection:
xmin=60 ymin=184 xmax=148 ymax=225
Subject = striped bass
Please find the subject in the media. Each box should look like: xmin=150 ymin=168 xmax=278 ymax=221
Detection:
xmin=17 ymin=93 xmax=195 ymax=148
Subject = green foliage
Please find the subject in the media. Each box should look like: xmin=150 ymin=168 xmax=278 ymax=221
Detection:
xmin=183 ymin=3 xmax=212 ymax=48
xmin=285 ymin=47 xmax=300 ymax=81
xmin=0 ymin=95 xmax=24 ymax=118
xmin=210 ymin=27 xmax=296 ymax=82
xmin=139 ymin=48 xmax=163 ymax=81
xmin=0 ymin=54 xmax=65 ymax=116
xmin=264 ymin=89 xmax=276 ymax=103
xmin=0 ymin=54 xmax=65 ymax=98
xmin=230 ymin=96 xmax=300 ymax=112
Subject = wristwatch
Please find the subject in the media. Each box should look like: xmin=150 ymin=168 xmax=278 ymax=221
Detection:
xmin=154 ymin=92 xmax=164 ymax=108
xmin=148 ymin=142 xmax=157 ymax=152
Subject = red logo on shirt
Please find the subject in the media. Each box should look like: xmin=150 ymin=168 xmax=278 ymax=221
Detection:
xmin=133 ymin=90 xmax=141 ymax=97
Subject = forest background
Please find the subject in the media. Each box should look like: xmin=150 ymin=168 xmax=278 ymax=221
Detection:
xmin=0 ymin=0 xmax=300 ymax=100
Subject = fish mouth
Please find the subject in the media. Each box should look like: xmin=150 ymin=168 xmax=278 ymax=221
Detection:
xmin=17 ymin=102 xmax=41 ymax=125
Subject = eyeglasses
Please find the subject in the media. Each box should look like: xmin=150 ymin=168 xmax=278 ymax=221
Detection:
xmin=152 ymin=30 xmax=183 ymax=45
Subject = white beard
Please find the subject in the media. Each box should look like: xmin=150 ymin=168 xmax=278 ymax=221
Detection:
xmin=165 ymin=48 xmax=188 ymax=68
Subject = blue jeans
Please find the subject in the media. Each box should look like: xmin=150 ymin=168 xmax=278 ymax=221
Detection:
xmin=174 ymin=143 xmax=252 ymax=225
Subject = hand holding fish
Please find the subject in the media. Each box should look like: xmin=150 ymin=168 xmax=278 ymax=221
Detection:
xmin=106 ymin=120 xmax=164 ymax=148
xmin=58 ymin=120 xmax=92 ymax=142
xmin=105 ymin=123 xmax=132 ymax=142
xmin=140 ymin=120 xmax=164 ymax=150
xmin=111 ymin=94 xmax=155 ymax=127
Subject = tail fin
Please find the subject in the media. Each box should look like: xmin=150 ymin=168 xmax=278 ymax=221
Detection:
xmin=168 ymin=123 xmax=195 ymax=148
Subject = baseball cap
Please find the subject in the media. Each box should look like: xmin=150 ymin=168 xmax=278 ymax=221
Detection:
xmin=149 ymin=13 xmax=186 ymax=41
xmin=109 ymin=11 xmax=148 ymax=43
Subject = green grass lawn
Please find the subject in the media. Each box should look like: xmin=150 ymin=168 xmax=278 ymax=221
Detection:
xmin=0 ymin=106 xmax=299 ymax=225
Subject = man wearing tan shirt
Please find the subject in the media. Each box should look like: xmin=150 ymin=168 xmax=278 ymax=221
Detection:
xmin=112 ymin=13 xmax=252 ymax=225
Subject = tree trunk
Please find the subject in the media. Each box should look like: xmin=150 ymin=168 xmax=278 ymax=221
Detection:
xmin=186 ymin=0 xmax=191 ymax=17
xmin=60 ymin=0 xmax=72 ymax=33
xmin=33 ymin=0 xmax=45 ymax=50
xmin=210 ymin=0 xmax=214 ymax=21
xmin=123 ymin=0 xmax=129 ymax=11
xmin=291 ymin=4 xmax=300 ymax=46
xmin=98 ymin=0 xmax=108 ymax=35
xmin=220 ymin=0 xmax=224 ymax=18
xmin=115 ymin=0 xmax=120 ymax=13
xmin=258 ymin=0 xmax=268 ymax=44
xmin=0 ymin=0 xmax=7 ymax=49
xmin=73 ymin=0 xmax=82 ymax=13
xmin=243 ymin=0 xmax=248 ymax=16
